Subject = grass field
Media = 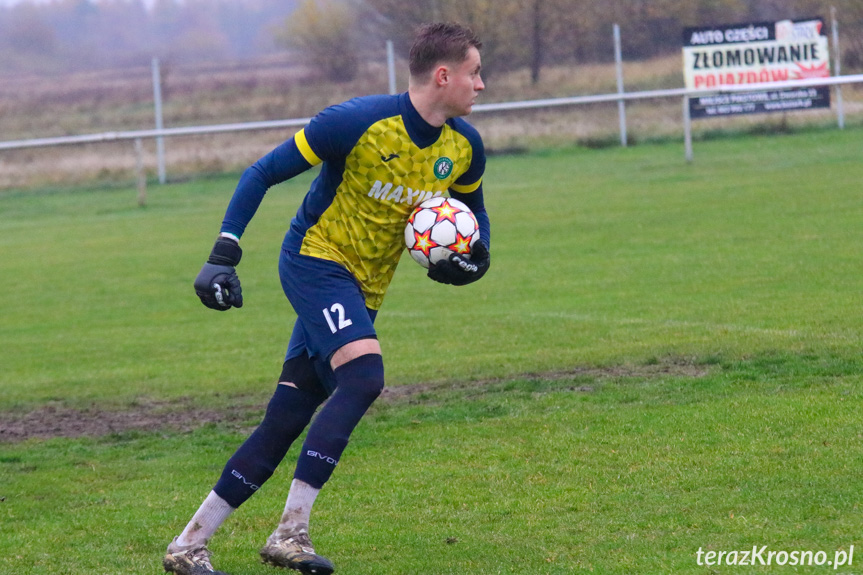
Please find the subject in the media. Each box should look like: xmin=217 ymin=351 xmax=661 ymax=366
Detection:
xmin=1 ymin=128 xmax=862 ymax=574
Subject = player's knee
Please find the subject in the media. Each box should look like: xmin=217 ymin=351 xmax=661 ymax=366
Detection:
xmin=354 ymin=374 xmax=384 ymax=402
xmin=340 ymin=374 xmax=384 ymax=407
xmin=260 ymin=383 xmax=320 ymax=434
xmin=334 ymin=353 xmax=385 ymax=403
xmin=280 ymin=354 xmax=328 ymax=401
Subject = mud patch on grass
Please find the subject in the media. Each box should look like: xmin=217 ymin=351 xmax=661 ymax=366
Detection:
xmin=1 ymin=359 xmax=711 ymax=442
xmin=0 ymin=397 xmax=264 ymax=443
xmin=380 ymin=358 xmax=711 ymax=402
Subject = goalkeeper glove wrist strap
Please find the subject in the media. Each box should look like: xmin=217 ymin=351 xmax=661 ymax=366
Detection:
xmin=208 ymin=236 xmax=242 ymax=266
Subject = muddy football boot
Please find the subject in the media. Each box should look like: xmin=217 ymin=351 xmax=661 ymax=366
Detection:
xmin=163 ymin=537 xmax=230 ymax=575
xmin=259 ymin=529 xmax=335 ymax=575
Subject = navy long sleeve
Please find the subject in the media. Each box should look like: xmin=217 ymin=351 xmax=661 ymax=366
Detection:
xmin=451 ymin=187 xmax=491 ymax=249
xmin=220 ymin=137 xmax=314 ymax=239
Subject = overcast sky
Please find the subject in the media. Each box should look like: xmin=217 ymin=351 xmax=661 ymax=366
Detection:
xmin=0 ymin=0 xmax=159 ymax=6
xmin=2 ymin=0 xmax=59 ymax=5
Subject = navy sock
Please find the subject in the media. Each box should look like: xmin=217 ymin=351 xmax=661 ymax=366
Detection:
xmin=294 ymin=353 xmax=385 ymax=489
xmin=213 ymin=383 xmax=323 ymax=508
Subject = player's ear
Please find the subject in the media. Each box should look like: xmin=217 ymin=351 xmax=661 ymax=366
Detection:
xmin=434 ymin=64 xmax=450 ymax=87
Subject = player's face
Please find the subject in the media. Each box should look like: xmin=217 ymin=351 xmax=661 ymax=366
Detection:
xmin=445 ymin=46 xmax=484 ymax=117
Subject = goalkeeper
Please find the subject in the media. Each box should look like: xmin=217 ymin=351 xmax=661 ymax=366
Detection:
xmin=163 ymin=22 xmax=491 ymax=575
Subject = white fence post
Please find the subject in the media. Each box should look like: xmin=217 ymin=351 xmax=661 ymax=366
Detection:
xmin=683 ymin=96 xmax=693 ymax=163
xmin=613 ymin=24 xmax=628 ymax=147
xmin=134 ymin=138 xmax=147 ymax=207
xmin=386 ymin=40 xmax=397 ymax=95
xmin=152 ymin=57 xmax=167 ymax=184
xmin=831 ymin=6 xmax=845 ymax=130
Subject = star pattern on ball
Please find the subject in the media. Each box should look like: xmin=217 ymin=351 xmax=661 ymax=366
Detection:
xmin=432 ymin=202 xmax=458 ymax=224
xmin=452 ymin=233 xmax=472 ymax=254
xmin=412 ymin=229 xmax=437 ymax=257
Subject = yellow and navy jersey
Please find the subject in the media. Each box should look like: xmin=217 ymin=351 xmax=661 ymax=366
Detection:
xmin=221 ymin=92 xmax=488 ymax=310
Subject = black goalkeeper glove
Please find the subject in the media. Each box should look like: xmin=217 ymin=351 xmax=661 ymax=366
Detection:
xmin=427 ymin=241 xmax=490 ymax=286
xmin=194 ymin=236 xmax=244 ymax=311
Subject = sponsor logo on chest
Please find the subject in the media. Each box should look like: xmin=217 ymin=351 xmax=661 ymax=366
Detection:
xmin=367 ymin=180 xmax=445 ymax=205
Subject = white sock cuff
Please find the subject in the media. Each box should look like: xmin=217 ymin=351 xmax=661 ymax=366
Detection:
xmin=176 ymin=491 xmax=236 ymax=548
xmin=277 ymin=479 xmax=320 ymax=534
xmin=288 ymin=479 xmax=320 ymax=503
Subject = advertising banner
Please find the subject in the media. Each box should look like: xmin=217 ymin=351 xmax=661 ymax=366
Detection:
xmin=682 ymin=19 xmax=831 ymax=118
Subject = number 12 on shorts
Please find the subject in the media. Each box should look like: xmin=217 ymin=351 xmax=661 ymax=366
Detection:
xmin=323 ymin=303 xmax=353 ymax=334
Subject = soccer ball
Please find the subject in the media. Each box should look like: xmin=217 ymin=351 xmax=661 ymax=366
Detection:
xmin=404 ymin=197 xmax=480 ymax=269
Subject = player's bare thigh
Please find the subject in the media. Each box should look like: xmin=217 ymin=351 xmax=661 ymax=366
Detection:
xmin=331 ymin=338 xmax=381 ymax=370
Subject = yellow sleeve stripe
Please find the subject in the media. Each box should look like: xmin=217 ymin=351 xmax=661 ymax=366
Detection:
xmin=294 ymin=128 xmax=322 ymax=166
xmin=450 ymin=177 xmax=482 ymax=194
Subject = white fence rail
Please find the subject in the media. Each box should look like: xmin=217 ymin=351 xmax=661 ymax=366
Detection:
xmin=1 ymin=74 xmax=861 ymax=159
xmin=0 ymin=117 xmax=312 ymax=150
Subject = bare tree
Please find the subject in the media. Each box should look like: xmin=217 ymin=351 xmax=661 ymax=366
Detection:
xmin=274 ymin=0 xmax=359 ymax=82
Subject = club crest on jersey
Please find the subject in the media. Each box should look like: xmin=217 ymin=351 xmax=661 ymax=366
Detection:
xmin=434 ymin=157 xmax=454 ymax=180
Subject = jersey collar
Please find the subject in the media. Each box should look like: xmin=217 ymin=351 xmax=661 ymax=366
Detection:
xmin=401 ymin=92 xmax=443 ymax=149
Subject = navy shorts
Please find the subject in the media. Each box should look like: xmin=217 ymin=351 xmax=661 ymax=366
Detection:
xmin=279 ymin=249 xmax=378 ymax=365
